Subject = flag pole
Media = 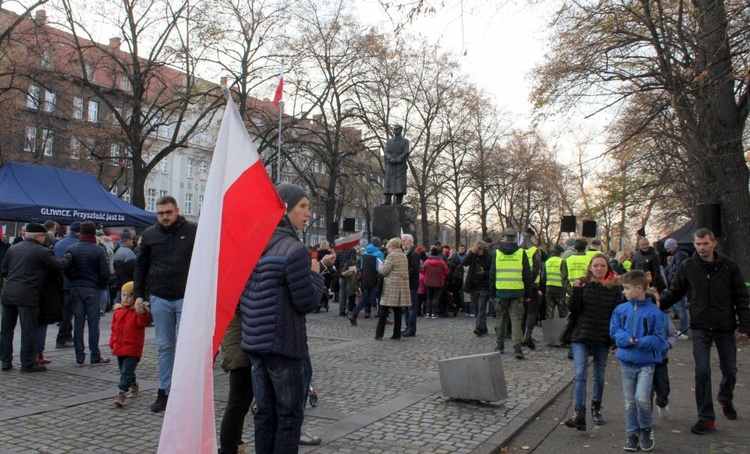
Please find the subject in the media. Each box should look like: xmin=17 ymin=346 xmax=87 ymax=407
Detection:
xmin=276 ymin=99 xmax=283 ymax=183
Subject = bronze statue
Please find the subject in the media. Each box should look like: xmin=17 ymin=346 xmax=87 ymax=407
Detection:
xmin=383 ymin=124 xmax=410 ymax=205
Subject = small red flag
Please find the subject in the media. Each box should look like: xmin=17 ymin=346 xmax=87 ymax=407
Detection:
xmin=272 ymin=73 xmax=284 ymax=105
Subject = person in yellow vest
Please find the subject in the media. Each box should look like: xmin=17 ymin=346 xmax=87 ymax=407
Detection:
xmin=585 ymin=239 xmax=602 ymax=261
xmin=521 ymin=228 xmax=543 ymax=350
xmin=489 ymin=228 xmax=531 ymax=359
xmin=545 ymin=244 xmax=569 ymax=319
xmin=565 ymin=239 xmax=591 ymax=294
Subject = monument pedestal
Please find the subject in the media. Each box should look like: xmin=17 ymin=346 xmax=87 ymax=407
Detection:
xmin=373 ymin=205 xmax=407 ymax=241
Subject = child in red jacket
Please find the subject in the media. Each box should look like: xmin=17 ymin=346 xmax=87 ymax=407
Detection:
xmin=110 ymin=281 xmax=150 ymax=408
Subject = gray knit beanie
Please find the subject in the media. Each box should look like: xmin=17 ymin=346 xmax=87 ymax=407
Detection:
xmin=275 ymin=183 xmax=308 ymax=211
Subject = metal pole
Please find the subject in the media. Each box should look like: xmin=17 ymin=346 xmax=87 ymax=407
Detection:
xmin=276 ymin=100 xmax=283 ymax=183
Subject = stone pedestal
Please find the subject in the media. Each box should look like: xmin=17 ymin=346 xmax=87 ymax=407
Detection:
xmin=373 ymin=205 xmax=408 ymax=241
xmin=437 ymin=352 xmax=507 ymax=402
xmin=542 ymin=318 xmax=568 ymax=345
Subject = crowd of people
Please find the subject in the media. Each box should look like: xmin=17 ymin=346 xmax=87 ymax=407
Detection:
xmin=2 ymin=187 xmax=750 ymax=453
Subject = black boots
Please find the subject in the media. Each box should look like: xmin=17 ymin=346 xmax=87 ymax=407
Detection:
xmin=565 ymin=405 xmax=586 ymax=431
xmin=151 ymin=388 xmax=168 ymax=413
xmin=591 ymin=401 xmax=604 ymax=425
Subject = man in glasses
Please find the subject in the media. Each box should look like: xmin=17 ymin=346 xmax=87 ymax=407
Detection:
xmin=133 ymin=195 xmax=197 ymax=412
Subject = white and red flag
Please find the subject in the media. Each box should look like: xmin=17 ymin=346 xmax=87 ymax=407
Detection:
xmin=272 ymin=70 xmax=284 ymax=105
xmin=158 ymin=87 xmax=285 ymax=453
xmin=334 ymin=231 xmax=363 ymax=252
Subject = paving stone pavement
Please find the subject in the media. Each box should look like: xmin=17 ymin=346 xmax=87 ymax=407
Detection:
xmin=503 ymin=326 xmax=750 ymax=454
xmin=1 ymin=305 xmax=587 ymax=453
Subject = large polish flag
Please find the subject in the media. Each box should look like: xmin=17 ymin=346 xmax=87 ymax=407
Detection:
xmin=334 ymin=231 xmax=363 ymax=252
xmin=158 ymin=87 xmax=286 ymax=453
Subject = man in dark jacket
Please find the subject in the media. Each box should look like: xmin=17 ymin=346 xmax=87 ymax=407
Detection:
xmin=133 ymin=195 xmax=197 ymax=412
xmin=660 ymin=228 xmax=750 ymax=435
xmin=401 ymin=233 xmax=421 ymax=337
xmin=334 ymin=246 xmax=357 ymax=315
xmin=53 ymin=221 xmax=81 ymax=348
xmin=1 ymin=223 xmax=71 ymax=372
xmin=66 ymin=221 xmax=110 ymax=366
xmin=632 ymin=237 xmax=666 ymax=292
xmin=240 ymin=183 xmax=328 ymax=453
xmin=463 ymin=240 xmax=491 ymax=336
xmin=113 ymin=231 xmax=136 ymax=303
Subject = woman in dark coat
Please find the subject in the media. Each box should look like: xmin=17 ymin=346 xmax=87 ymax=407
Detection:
xmin=565 ymin=254 xmax=623 ymax=431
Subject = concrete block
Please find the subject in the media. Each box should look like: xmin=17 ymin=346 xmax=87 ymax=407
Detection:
xmin=542 ymin=318 xmax=567 ymax=345
xmin=373 ymin=205 xmax=407 ymax=241
xmin=437 ymin=352 xmax=507 ymax=402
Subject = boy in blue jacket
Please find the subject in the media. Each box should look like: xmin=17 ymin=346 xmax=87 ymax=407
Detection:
xmin=610 ymin=270 xmax=667 ymax=452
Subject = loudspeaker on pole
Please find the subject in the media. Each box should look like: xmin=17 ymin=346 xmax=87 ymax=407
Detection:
xmin=342 ymin=218 xmax=356 ymax=232
xmin=561 ymin=216 xmax=576 ymax=233
xmin=695 ymin=203 xmax=721 ymax=237
xmin=329 ymin=222 xmax=339 ymax=236
xmin=581 ymin=220 xmax=597 ymax=238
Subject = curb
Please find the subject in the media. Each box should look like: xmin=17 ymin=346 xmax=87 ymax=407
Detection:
xmin=476 ymin=374 xmax=573 ymax=453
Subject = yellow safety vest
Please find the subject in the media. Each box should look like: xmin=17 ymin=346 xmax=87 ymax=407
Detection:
xmin=495 ymin=248 xmax=525 ymax=290
xmin=586 ymin=250 xmax=600 ymax=261
xmin=566 ymin=253 xmax=590 ymax=280
xmin=545 ymin=256 xmax=564 ymax=287
xmin=525 ymin=246 xmax=540 ymax=284
xmin=622 ymin=260 xmax=632 ymax=272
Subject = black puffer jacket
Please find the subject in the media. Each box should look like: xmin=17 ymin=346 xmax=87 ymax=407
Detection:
xmin=133 ymin=216 xmax=197 ymax=300
xmin=569 ymin=276 xmax=623 ymax=347
xmin=632 ymin=247 xmax=666 ymax=292
xmin=661 ymin=252 xmax=750 ymax=334
xmin=0 ymin=240 xmax=71 ymax=307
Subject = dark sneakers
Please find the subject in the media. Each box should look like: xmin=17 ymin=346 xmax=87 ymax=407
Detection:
xmin=151 ymin=389 xmax=169 ymax=413
xmin=720 ymin=401 xmax=737 ymax=420
xmin=691 ymin=419 xmax=716 ymax=435
xmin=1 ymin=362 xmax=12 ymax=371
xmin=623 ymin=434 xmax=639 ymax=451
xmin=20 ymin=364 xmax=47 ymax=373
xmin=640 ymin=428 xmax=654 ymax=451
xmin=514 ymin=347 xmax=525 ymax=359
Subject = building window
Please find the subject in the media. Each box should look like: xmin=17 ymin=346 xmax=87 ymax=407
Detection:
xmin=27 ymin=85 xmax=40 ymax=109
xmin=24 ymin=126 xmax=37 ymax=152
xmin=122 ymin=188 xmax=131 ymax=203
xmin=159 ymin=122 xmax=171 ymax=139
xmin=41 ymin=50 xmax=52 ymax=69
xmin=73 ymin=97 xmax=84 ymax=119
xmin=199 ymin=160 xmax=207 ymax=175
xmin=198 ymin=195 xmax=204 ymax=215
xmin=85 ymin=63 xmax=95 ymax=80
xmin=110 ymin=144 xmax=120 ymax=166
xmin=86 ymin=137 xmax=96 ymax=161
xmin=87 ymin=100 xmax=99 ymax=123
xmin=186 ymin=157 xmax=194 ymax=178
xmin=70 ymin=137 xmax=81 ymax=160
xmin=119 ymin=76 xmax=131 ymax=92
xmin=146 ymin=188 xmax=156 ymax=211
xmin=160 ymin=157 xmax=168 ymax=174
xmin=159 ymin=190 xmax=167 ymax=199
xmin=43 ymin=90 xmax=56 ymax=113
xmin=110 ymin=184 xmax=118 ymax=196
xmin=42 ymin=129 xmax=54 ymax=156
xmin=185 ymin=193 xmax=193 ymax=215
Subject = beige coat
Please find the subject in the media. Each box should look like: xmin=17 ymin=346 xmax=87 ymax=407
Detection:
xmin=378 ymin=249 xmax=411 ymax=307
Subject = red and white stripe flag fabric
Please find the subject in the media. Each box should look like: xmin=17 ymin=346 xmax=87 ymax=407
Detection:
xmin=272 ymin=70 xmax=284 ymax=105
xmin=334 ymin=231 xmax=363 ymax=252
xmin=158 ymin=87 xmax=285 ymax=454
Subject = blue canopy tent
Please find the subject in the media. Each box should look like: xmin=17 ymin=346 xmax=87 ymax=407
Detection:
xmin=0 ymin=162 xmax=156 ymax=227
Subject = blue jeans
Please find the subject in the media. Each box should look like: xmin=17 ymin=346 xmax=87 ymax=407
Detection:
xmin=249 ymin=353 xmax=306 ymax=454
xmin=692 ymin=329 xmax=737 ymax=421
xmin=0 ymin=305 xmax=39 ymax=368
xmin=71 ymin=287 xmax=103 ymax=364
xmin=571 ymin=342 xmax=609 ymax=407
xmin=150 ymin=295 xmax=183 ymax=393
xmin=405 ymin=288 xmax=419 ymax=333
xmin=55 ymin=289 xmax=73 ymax=344
xmin=351 ymin=287 xmax=379 ymax=317
xmin=621 ymin=362 xmax=655 ymax=435
xmin=471 ymin=289 xmax=489 ymax=331
xmin=99 ymin=289 xmax=109 ymax=314
xmin=36 ymin=324 xmax=47 ymax=354
xmin=117 ymin=356 xmax=140 ymax=393
xmin=673 ymin=297 xmax=688 ymax=334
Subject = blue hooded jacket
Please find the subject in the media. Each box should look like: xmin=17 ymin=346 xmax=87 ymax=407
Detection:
xmin=361 ymin=243 xmax=385 ymax=271
xmin=610 ymin=298 xmax=668 ymax=365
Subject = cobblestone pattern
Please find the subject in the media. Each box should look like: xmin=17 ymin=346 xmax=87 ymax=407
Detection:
xmin=1 ymin=307 xmax=573 ymax=453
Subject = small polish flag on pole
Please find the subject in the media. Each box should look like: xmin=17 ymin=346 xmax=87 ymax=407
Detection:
xmin=157 ymin=87 xmax=286 ymax=454
xmin=272 ymin=70 xmax=284 ymax=105
xmin=334 ymin=231 xmax=363 ymax=252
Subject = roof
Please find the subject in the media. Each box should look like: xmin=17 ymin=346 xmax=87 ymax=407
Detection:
xmin=0 ymin=162 xmax=156 ymax=227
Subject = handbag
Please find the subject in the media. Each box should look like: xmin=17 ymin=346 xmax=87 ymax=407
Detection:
xmin=560 ymin=313 xmax=577 ymax=345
